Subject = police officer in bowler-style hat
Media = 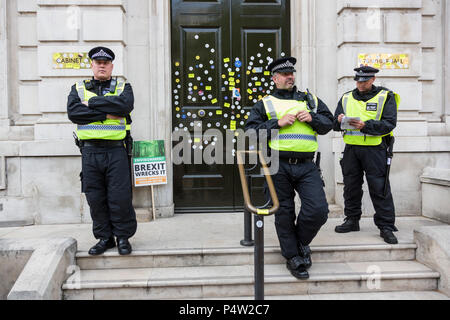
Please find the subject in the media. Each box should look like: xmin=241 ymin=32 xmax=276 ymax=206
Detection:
xmin=333 ymin=65 xmax=401 ymax=244
xmin=246 ymin=56 xmax=334 ymax=280
xmin=67 ymin=46 xmax=137 ymax=255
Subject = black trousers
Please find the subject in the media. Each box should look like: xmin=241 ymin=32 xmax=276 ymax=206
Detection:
xmin=265 ymin=160 xmax=329 ymax=260
xmin=340 ymin=144 xmax=397 ymax=231
xmin=81 ymin=146 xmax=137 ymax=240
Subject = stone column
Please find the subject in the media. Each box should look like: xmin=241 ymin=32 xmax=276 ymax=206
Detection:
xmin=0 ymin=0 xmax=9 ymax=136
xmin=147 ymin=0 xmax=174 ymax=217
xmin=445 ymin=0 xmax=450 ymax=125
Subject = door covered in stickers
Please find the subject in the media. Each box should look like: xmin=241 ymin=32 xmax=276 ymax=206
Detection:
xmin=171 ymin=0 xmax=290 ymax=212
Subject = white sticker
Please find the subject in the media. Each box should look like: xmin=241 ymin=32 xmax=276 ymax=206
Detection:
xmin=194 ymin=35 xmax=199 ymax=39
xmin=259 ymin=43 xmax=264 ymax=47
xmin=205 ymin=44 xmax=210 ymax=48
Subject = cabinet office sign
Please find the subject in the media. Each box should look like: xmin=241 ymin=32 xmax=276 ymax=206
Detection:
xmin=358 ymin=53 xmax=410 ymax=69
xmin=133 ymin=140 xmax=168 ymax=187
xmin=53 ymin=52 xmax=91 ymax=69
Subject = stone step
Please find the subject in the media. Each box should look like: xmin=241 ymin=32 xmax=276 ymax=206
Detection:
xmin=63 ymin=260 xmax=439 ymax=300
xmin=208 ymin=291 xmax=449 ymax=300
xmin=76 ymin=243 xmax=417 ymax=270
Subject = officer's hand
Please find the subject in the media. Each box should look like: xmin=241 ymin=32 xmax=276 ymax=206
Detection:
xmin=106 ymin=114 xmax=122 ymax=120
xmin=296 ymin=110 xmax=312 ymax=123
xmin=349 ymin=119 xmax=366 ymax=130
xmin=278 ymin=114 xmax=297 ymax=127
xmin=338 ymin=114 xmax=345 ymax=123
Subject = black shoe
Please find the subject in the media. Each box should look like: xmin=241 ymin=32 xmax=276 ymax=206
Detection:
xmin=286 ymin=256 xmax=309 ymax=280
xmin=298 ymin=244 xmax=312 ymax=269
xmin=380 ymin=228 xmax=398 ymax=244
xmin=88 ymin=237 xmax=116 ymax=255
xmin=335 ymin=217 xmax=360 ymax=233
xmin=117 ymin=238 xmax=132 ymax=255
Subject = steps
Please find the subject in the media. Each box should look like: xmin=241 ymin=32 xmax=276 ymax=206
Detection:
xmin=63 ymin=243 xmax=442 ymax=300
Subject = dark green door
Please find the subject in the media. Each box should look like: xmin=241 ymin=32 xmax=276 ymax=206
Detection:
xmin=171 ymin=0 xmax=290 ymax=213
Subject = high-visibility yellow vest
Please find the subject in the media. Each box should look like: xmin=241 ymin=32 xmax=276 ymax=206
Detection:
xmin=75 ymin=80 xmax=129 ymax=141
xmin=263 ymin=94 xmax=319 ymax=153
xmin=342 ymin=90 xmax=400 ymax=146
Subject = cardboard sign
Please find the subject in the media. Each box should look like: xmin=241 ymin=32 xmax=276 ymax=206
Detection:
xmin=133 ymin=140 xmax=168 ymax=187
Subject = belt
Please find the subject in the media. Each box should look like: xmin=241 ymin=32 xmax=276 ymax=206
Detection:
xmin=281 ymin=157 xmax=314 ymax=165
xmin=81 ymin=140 xmax=125 ymax=148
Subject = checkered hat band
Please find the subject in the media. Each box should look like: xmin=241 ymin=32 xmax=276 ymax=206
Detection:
xmin=92 ymin=50 xmax=112 ymax=60
xmin=272 ymin=61 xmax=294 ymax=73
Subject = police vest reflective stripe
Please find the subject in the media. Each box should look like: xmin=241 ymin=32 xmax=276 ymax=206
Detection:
xmin=263 ymin=95 xmax=318 ymax=153
xmin=75 ymin=80 xmax=129 ymax=141
xmin=342 ymin=90 xmax=400 ymax=146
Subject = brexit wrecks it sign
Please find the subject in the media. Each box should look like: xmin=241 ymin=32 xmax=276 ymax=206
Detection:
xmin=133 ymin=140 xmax=168 ymax=187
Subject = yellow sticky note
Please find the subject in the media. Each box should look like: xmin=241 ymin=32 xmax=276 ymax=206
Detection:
xmin=230 ymin=121 xmax=237 ymax=131
xmin=194 ymin=138 xmax=201 ymax=143
xmin=189 ymin=74 xmax=195 ymax=78
xmin=264 ymin=71 xmax=270 ymax=76
xmin=255 ymin=82 xmax=261 ymax=86
xmin=229 ymin=72 xmax=235 ymax=76
xmin=247 ymin=89 xmax=253 ymax=94
xmin=224 ymin=103 xmax=231 ymax=108
xmin=229 ymin=82 xmax=235 ymax=87
xmin=229 ymin=87 xmax=235 ymax=91
xmin=206 ymin=86 xmax=212 ymax=91
xmin=216 ymin=110 xmax=223 ymax=115
xmin=257 ymin=209 xmax=269 ymax=215
xmin=211 ymin=98 xmax=218 ymax=104
xmin=228 ymin=77 xmax=235 ymax=82
xmin=224 ymin=57 xmax=230 ymax=63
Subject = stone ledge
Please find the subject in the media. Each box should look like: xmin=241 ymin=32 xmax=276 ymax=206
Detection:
xmin=420 ymin=167 xmax=450 ymax=187
xmin=414 ymin=226 xmax=450 ymax=297
xmin=333 ymin=136 xmax=450 ymax=153
xmin=2 ymin=237 xmax=77 ymax=300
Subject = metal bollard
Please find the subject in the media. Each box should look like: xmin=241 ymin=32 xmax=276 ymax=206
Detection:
xmin=254 ymin=215 xmax=264 ymax=300
xmin=240 ymin=175 xmax=254 ymax=247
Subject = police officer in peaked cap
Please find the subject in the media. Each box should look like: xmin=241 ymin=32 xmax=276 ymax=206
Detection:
xmin=67 ymin=46 xmax=137 ymax=255
xmin=246 ymin=56 xmax=333 ymax=280
xmin=333 ymin=65 xmax=401 ymax=244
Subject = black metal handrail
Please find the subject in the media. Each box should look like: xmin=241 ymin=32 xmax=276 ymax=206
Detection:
xmin=236 ymin=150 xmax=279 ymax=301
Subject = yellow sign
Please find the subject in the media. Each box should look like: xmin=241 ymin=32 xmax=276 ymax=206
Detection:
xmin=53 ymin=52 xmax=91 ymax=69
xmin=358 ymin=53 xmax=410 ymax=69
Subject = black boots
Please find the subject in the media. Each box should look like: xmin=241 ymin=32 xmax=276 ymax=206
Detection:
xmin=117 ymin=238 xmax=132 ymax=255
xmin=286 ymin=256 xmax=309 ymax=280
xmin=88 ymin=237 xmax=116 ymax=255
xmin=88 ymin=237 xmax=132 ymax=255
xmin=335 ymin=217 xmax=360 ymax=233
xmin=298 ymin=244 xmax=312 ymax=269
xmin=380 ymin=228 xmax=398 ymax=244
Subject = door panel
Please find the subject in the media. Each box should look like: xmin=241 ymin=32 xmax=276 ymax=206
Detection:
xmin=171 ymin=0 xmax=290 ymax=212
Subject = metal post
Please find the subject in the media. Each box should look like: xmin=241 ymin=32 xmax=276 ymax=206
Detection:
xmin=254 ymin=215 xmax=264 ymax=300
xmin=240 ymin=175 xmax=254 ymax=246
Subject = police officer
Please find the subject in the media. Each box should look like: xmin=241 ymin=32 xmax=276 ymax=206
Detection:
xmin=67 ymin=47 xmax=137 ymax=255
xmin=333 ymin=65 xmax=400 ymax=244
xmin=245 ymin=57 xmax=333 ymax=279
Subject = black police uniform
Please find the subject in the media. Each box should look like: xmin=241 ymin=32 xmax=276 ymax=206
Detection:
xmin=333 ymin=66 xmax=398 ymax=239
xmin=245 ymin=57 xmax=333 ymax=272
xmin=67 ymin=47 xmax=137 ymax=252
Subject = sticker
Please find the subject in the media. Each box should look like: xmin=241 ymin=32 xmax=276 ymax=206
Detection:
xmin=224 ymin=103 xmax=231 ymax=108
xmin=232 ymin=88 xmax=241 ymax=99
xmin=224 ymin=57 xmax=230 ymax=63
xmin=175 ymin=62 xmax=180 ymax=66
xmin=211 ymin=98 xmax=218 ymax=104
xmin=255 ymin=82 xmax=261 ymax=86
xmin=259 ymin=43 xmax=264 ymax=47
xmin=229 ymin=72 xmax=235 ymax=76
xmin=188 ymin=74 xmax=195 ymax=78
xmin=217 ymin=110 xmax=223 ymax=115
xmin=230 ymin=121 xmax=237 ymax=131
xmin=206 ymin=86 xmax=212 ymax=91
xmin=194 ymin=35 xmax=199 ymax=39
xmin=247 ymin=89 xmax=253 ymax=94
xmin=235 ymin=61 xmax=242 ymax=68
xmin=196 ymin=56 xmax=200 ymax=60
xmin=194 ymin=138 xmax=201 ymax=143
xmin=253 ymin=67 xmax=263 ymax=73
